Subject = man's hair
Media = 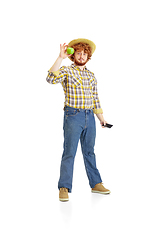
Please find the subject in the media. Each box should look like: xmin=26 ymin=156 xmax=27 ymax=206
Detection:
xmin=70 ymin=42 xmax=92 ymax=61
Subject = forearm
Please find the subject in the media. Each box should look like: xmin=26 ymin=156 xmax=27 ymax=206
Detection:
xmin=96 ymin=113 xmax=108 ymax=128
xmin=96 ymin=113 xmax=104 ymax=122
xmin=49 ymin=56 xmax=63 ymax=72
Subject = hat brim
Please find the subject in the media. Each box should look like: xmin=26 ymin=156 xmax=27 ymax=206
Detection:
xmin=68 ymin=38 xmax=96 ymax=61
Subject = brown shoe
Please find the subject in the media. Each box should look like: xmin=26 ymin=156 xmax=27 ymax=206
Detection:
xmin=91 ymin=183 xmax=111 ymax=194
xmin=59 ymin=188 xmax=69 ymax=202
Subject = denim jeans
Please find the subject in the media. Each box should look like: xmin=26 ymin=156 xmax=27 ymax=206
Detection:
xmin=58 ymin=106 xmax=102 ymax=193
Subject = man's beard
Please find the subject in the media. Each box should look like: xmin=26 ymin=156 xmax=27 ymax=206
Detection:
xmin=74 ymin=58 xmax=88 ymax=66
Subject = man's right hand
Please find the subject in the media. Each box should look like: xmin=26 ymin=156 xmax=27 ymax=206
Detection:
xmin=49 ymin=43 xmax=72 ymax=73
xmin=59 ymin=43 xmax=72 ymax=59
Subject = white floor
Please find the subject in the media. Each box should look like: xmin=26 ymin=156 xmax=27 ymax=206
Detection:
xmin=1 ymin=142 xmax=160 ymax=240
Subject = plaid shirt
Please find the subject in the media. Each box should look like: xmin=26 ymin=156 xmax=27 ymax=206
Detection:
xmin=46 ymin=64 xmax=103 ymax=114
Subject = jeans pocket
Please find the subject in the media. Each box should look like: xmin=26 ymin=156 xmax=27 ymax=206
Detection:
xmin=65 ymin=109 xmax=79 ymax=116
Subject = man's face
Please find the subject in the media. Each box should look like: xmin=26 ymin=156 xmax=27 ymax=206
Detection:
xmin=74 ymin=50 xmax=88 ymax=66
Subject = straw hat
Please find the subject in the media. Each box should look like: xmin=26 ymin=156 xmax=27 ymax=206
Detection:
xmin=68 ymin=38 xmax=96 ymax=61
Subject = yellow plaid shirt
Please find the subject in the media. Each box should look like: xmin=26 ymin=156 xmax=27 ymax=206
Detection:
xmin=46 ymin=64 xmax=103 ymax=114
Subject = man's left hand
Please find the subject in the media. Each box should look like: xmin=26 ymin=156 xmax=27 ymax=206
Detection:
xmin=100 ymin=120 xmax=108 ymax=128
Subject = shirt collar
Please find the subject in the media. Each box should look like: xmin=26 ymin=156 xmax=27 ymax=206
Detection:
xmin=71 ymin=63 xmax=87 ymax=71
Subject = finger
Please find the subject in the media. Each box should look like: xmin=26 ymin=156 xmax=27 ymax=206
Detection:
xmin=60 ymin=44 xmax=64 ymax=50
xmin=102 ymin=121 xmax=105 ymax=128
xmin=100 ymin=122 xmax=104 ymax=128
xmin=64 ymin=43 xmax=68 ymax=48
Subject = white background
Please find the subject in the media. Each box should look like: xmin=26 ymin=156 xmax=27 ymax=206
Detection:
xmin=0 ymin=0 xmax=160 ymax=239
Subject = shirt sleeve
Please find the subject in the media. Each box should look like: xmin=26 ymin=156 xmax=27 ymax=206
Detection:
xmin=91 ymin=76 xmax=103 ymax=114
xmin=46 ymin=66 xmax=67 ymax=84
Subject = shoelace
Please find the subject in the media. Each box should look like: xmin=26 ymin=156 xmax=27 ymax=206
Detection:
xmin=60 ymin=188 xmax=68 ymax=192
xmin=97 ymin=182 xmax=103 ymax=186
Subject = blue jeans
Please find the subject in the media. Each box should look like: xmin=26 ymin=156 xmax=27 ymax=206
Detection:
xmin=58 ymin=106 xmax=102 ymax=193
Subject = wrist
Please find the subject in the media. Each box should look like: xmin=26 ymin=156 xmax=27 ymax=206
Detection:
xmin=58 ymin=55 xmax=63 ymax=60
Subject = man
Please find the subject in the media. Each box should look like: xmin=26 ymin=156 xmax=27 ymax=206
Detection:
xmin=46 ymin=38 xmax=111 ymax=201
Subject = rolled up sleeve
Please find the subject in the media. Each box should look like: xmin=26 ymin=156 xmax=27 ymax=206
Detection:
xmin=46 ymin=66 xmax=67 ymax=84
xmin=92 ymin=77 xmax=103 ymax=114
